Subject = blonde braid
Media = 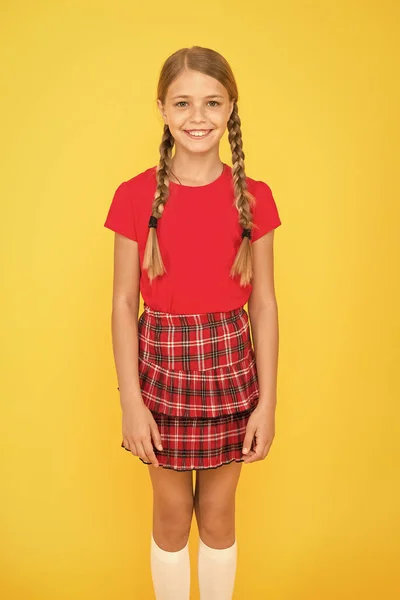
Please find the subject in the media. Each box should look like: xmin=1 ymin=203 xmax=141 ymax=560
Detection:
xmin=143 ymin=125 xmax=174 ymax=282
xmin=228 ymin=102 xmax=256 ymax=286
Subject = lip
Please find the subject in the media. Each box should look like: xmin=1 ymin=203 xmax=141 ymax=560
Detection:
xmin=183 ymin=129 xmax=213 ymax=139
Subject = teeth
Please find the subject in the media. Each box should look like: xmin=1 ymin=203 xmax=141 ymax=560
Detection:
xmin=187 ymin=130 xmax=209 ymax=137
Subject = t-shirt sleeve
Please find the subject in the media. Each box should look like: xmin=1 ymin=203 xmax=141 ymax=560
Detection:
xmin=103 ymin=181 xmax=137 ymax=241
xmin=251 ymin=180 xmax=282 ymax=242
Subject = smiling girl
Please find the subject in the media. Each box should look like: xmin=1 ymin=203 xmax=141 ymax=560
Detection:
xmin=104 ymin=46 xmax=282 ymax=600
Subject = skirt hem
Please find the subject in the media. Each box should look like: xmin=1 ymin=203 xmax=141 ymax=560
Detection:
xmin=138 ymin=455 xmax=246 ymax=471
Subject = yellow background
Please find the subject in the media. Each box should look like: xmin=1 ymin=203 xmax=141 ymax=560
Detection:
xmin=1 ymin=1 xmax=399 ymax=598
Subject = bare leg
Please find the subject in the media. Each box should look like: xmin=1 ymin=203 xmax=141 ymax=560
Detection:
xmin=148 ymin=465 xmax=194 ymax=550
xmin=194 ymin=461 xmax=242 ymax=547
xmin=194 ymin=462 xmax=243 ymax=599
xmin=147 ymin=466 xmax=194 ymax=600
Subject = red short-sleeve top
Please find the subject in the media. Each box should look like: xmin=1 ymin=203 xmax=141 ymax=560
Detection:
xmin=104 ymin=163 xmax=281 ymax=314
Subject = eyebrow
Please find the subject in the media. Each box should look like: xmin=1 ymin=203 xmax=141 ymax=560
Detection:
xmin=171 ymin=94 xmax=225 ymax=99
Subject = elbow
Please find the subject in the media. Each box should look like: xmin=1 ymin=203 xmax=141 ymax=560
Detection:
xmin=112 ymin=295 xmax=139 ymax=316
xmin=248 ymin=295 xmax=277 ymax=316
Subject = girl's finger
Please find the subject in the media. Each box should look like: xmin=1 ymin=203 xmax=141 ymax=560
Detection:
xmin=244 ymin=442 xmax=268 ymax=463
xmin=242 ymin=449 xmax=256 ymax=461
xmin=121 ymin=438 xmax=133 ymax=453
xmin=242 ymin=427 xmax=256 ymax=455
xmin=243 ymin=450 xmax=262 ymax=463
xmin=123 ymin=440 xmax=138 ymax=456
xmin=135 ymin=440 xmax=151 ymax=463
xmin=150 ymin=424 xmax=163 ymax=451
xmin=143 ymin=439 xmax=160 ymax=467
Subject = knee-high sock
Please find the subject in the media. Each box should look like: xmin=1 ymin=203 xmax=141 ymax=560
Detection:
xmin=150 ymin=534 xmax=190 ymax=600
xmin=198 ymin=537 xmax=237 ymax=600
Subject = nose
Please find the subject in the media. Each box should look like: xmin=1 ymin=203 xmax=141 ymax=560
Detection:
xmin=189 ymin=104 xmax=207 ymax=123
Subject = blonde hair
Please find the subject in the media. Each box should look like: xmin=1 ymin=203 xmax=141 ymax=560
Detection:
xmin=143 ymin=46 xmax=255 ymax=287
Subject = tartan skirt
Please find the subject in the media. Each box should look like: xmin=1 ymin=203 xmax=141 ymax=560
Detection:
xmin=121 ymin=303 xmax=260 ymax=471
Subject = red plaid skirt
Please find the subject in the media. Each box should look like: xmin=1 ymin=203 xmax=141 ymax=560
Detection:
xmin=121 ymin=303 xmax=260 ymax=471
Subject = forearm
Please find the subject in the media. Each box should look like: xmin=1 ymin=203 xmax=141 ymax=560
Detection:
xmin=248 ymin=301 xmax=279 ymax=409
xmin=111 ymin=299 xmax=144 ymax=410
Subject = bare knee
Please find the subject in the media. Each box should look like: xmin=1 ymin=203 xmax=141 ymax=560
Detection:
xmin=153 ymin=496 xmax=193 ymax=550
xmin=150 ymin=469 xmax=194 ymax=551
xmin=195 ymin=496 xmax=236 ymax=548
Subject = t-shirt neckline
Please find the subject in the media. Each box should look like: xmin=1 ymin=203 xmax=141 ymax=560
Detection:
xmin=154 ymin=162 xmax=228 ymax=191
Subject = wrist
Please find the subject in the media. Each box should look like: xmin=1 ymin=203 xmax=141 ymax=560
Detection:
xmin=118 ymin=387 xmax=145 ymax=409
xmin=256 ymin=396 xmax=277 ymax=411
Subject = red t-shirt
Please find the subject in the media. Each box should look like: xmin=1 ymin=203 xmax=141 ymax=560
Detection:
xmin=104 ymin=162 xmax=281 ymax=314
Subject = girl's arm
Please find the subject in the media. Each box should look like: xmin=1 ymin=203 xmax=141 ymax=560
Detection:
xmin=247 ymin=230 xmax=279 ymax=410
xmin=110 ymin=232 xmax=143 ymax=410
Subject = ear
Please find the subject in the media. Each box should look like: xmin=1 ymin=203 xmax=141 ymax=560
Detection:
xmin=157 ymin=99 xmax=168 ymax=123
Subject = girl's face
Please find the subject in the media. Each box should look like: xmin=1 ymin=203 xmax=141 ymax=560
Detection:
xmin=157 ymin=69 xmax=234 ymax=154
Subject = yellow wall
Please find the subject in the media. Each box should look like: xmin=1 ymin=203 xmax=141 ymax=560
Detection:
xmin=1 ymin=1 xmax=399 ymax=598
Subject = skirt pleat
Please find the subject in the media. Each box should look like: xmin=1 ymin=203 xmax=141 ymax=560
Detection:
xmin=121 ymin=303 xmax=260 ymax=471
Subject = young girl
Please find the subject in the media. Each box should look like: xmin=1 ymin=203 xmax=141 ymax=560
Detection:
xmin=104 ymin=46 xmax=281 ymax=600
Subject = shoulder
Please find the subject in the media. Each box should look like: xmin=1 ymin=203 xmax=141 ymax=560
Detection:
xmin=110 ymin=166 xmax=157 ymax=220
xmin=224 ymin=164 xmax=273 ymax=197
xmin=245 ymin=171 xmax=273 ymax=199
xmin=118 ymin=165 xmax=157 ymax=195
xmin=240 ymin=169 xmax=281 ymax=240
xmin=105 ymin=166 xmax=157 ymax=241
xmin=244 ymin=172 xmax=277 ymax=217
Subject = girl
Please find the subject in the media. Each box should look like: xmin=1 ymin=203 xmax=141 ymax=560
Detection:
xmin=104 ymin=46 xmax=281 ymax=600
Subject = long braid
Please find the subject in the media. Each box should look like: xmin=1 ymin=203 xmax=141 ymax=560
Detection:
xmin=143 ymin=125 xmax=174 ymax=281
xmin=228 ymin=102 xmax=256 ymax=286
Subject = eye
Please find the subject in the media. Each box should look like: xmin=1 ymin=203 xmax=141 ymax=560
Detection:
xmin=174 ymin=100 xmax=221 ymax=107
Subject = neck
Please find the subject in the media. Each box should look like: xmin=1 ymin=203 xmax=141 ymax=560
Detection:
xmin=170 ymin=148 xmax=224 ymax=186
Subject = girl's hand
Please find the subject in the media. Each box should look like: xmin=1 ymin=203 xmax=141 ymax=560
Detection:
xmin=242 ymin=404 xmax=275 ymax=464
xmin=121 ymin=402 xmax=163 ymax=467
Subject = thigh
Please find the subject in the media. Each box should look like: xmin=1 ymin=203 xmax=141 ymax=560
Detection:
xmin=194 ymin=461 xmax=243 ymax=517
xmin=148 ymin=465 xmax=194 ymax=507
xmin=148 ymin=466 xmax=195 ymax=550
xmin=194 ymin=461 xmax=243 ymax=546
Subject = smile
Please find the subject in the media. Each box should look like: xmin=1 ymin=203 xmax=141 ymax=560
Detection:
xmin=184 ymin=130 xmax=212 ymax=138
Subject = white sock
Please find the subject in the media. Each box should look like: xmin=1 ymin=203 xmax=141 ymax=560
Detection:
xmin=198 ymin=537 xmax=237 ymax=600
xmin=150 ymin=533 xmax=190 ymax=600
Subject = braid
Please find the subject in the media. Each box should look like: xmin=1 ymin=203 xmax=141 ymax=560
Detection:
xmin=228 ymin=102 xmax=256 ymax=286
xmin=143 ymin=125 xmax=174 ymax=282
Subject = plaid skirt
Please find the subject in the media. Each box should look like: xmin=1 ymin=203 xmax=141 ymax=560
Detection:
xmin=121 ymin=303 xmax=260 ymax=471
